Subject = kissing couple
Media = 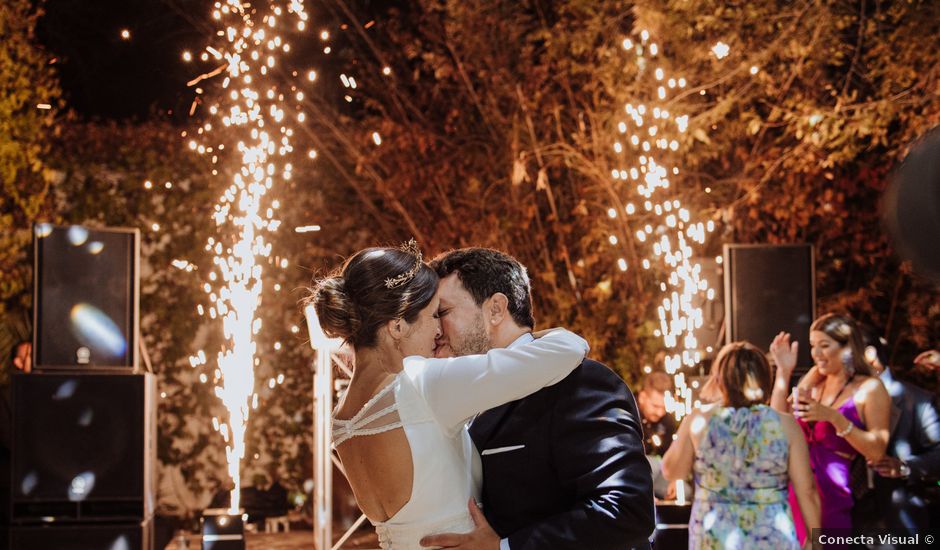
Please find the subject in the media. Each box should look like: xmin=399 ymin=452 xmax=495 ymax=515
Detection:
xmin=309 ymin=242 xmax=655 ymax=549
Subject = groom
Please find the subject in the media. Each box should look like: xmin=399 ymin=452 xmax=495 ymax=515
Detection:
xmin=421 ymin=248 xmax=654 ymax=550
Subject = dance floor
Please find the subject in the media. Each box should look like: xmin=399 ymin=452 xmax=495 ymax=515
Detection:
xmin=165 ymin=528 xmax=380 ymax=549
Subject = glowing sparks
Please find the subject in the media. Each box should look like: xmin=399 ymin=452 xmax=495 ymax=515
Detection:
xmin=294 ymin=225 xmax=321 ymax=233
xmin=188 ymin=0 xmax=312 ymax=514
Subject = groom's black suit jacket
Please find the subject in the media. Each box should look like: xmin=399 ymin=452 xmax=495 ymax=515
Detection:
xmin=469 ymin=359 xmax=654 ymax=550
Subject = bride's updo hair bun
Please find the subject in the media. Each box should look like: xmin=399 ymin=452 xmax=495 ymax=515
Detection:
xmin=311 ymin=276 xmax=361 ymax=342
xmin=309 ymin=243 xmax=438 ymax=348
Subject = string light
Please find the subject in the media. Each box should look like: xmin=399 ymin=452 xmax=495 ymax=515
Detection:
xmin=711 ymin=41 xmax=730 ymax=60
xmin=605 ymin=30 xmax=718 ymax=420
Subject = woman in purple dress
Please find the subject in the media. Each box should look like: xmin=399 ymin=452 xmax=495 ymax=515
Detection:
xmin=770 ymin=314 xmax=890 ymax=540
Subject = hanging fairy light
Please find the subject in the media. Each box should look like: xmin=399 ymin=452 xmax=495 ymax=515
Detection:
xmin=609 ymin=30 xmax=718 ymax=420
xmin=184 ymin=0 xmax=312 ymax=514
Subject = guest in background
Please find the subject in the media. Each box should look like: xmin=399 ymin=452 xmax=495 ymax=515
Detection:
xmin=639 ymin=371 xmax=678 ymax=456
xmin=770 ymin=313 xmax=890 ymax=538
xmin=638 ymin=371 xmax=678 ymax=500
xmin=1 ymin=341 xmax=32 ymax=529
xmin=663 ymin=342 xmax=819 ymax=550
xmin=853 ymin=324 xmax=940 ymax=534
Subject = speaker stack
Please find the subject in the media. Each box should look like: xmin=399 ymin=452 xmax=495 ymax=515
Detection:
xmin=4 ymin=224 xmax=155 ymax=550
xmin=723 ymin=243 xmax=816 ymax=381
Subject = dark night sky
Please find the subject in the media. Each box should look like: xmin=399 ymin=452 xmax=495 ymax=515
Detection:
xmin=36 ymin=0 xmax=394 ymax=121
xmin=37 ymin=0 xmax=209 ymax=120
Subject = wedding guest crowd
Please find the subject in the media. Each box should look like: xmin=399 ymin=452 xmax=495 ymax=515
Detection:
xmin=650 ymin=313 xmax=938 ymax=549
xmin=662 ymin=341 xmax=820 ymax=549
xmin=853 ymin=324 xmax=940 ymax=534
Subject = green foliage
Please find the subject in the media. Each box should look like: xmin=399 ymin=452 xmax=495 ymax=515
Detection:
xmin=0 ymin=0 xmax=61 ymax=341
xmin=2 ymin=0 xmax=938 ymax=514
xmin=308 ymin=0 xmax=939 ymax=384
xmin=43 ymin=119 xmax=325 ymax=510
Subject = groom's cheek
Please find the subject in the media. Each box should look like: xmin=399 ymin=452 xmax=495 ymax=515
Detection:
xmin=435 ymin=344 xmax=454 ymax=358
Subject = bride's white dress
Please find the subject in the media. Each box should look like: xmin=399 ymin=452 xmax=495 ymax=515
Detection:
xmin=331 ymin=329 xmax=588 ymax=550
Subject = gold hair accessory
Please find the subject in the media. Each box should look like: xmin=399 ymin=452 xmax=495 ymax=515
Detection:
xmin=384 ymin=239 xmax=423 ymax=289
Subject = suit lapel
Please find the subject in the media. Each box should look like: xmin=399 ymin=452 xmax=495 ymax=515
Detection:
xmin=470 ymin=400 xmax=519 ymax=449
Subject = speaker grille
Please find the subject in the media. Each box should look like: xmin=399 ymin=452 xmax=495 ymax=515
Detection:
xmin=10 ymin=519 xmax=152 ymax=550
xmin=12 ymin=373 xmax=154 ymax=521
xmin=33 ymin=224 xmax=139 ymax=370
xmin=724 ymin=244 xmax=815 ymax=378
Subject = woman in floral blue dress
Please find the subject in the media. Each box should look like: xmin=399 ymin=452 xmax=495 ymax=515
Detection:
xmin=663 ymin=342 xmax=820 ymax=549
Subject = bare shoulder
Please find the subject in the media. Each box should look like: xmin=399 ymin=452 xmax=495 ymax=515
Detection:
xmin=855 ymin=375 xmax=888 ymax=398
xmin=687 ymin=404 xmax=718 ymax=437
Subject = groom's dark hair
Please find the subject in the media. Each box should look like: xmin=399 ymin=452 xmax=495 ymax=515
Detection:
xmin=430 ymin=248 xmax=535 ymax=329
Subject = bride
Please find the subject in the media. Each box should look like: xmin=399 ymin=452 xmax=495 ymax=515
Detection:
xmin=309 ymin=241 xmax=588 ymax=549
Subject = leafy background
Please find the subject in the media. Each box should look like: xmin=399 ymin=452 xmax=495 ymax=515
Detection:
xmin=1 ymin=0 xmax=937 ymax=511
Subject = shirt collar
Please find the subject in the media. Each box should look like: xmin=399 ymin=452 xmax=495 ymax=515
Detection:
xmin=879 ymin=367 xmax=904 ymax=398
xmin=507 ymin=332 xmax=535 ymax=349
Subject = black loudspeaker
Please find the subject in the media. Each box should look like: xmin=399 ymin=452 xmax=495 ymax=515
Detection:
xmin=723 ymin=244 xmax=815 ymax=377
xmin=652 ymin=502 xmax=690 ymax=549
xmin=690 ymin=257 xmax=724 ymax=358
xmin=11 ymin=372 xmax=155 ymax=522
xmin=884 ymin=126 xmax=940 ymax=282
xmin=33 ymin=224 xmax=139 ymax=370
xmin=10 ymin=518 xmax=152 ymax=550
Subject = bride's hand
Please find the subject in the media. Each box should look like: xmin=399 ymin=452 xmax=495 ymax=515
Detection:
xmin=532 ymin=327 xmax=564 ymax=339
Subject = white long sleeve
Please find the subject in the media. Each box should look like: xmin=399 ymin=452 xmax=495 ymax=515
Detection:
xmin=402 ymin=329 xmax=589 ymax=433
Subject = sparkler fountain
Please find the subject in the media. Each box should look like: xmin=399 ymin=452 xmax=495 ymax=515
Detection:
xmin=186 ymin=0 xmax=310 ymax=513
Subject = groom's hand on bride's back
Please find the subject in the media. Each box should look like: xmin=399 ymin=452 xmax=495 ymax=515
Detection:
xmin=419 ymin=499 xmax=499 ymax=550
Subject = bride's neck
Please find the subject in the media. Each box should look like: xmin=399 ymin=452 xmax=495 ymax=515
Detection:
xmin=354 ymin=344 xmax=404 ymax=381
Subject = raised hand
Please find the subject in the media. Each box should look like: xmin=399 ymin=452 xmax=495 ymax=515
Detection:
xmin=769 ymin=332 xmax=799 ymax=377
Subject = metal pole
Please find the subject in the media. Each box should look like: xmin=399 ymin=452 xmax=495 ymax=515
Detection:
xmin=305 ymin=306 xmax=368 ymax=550
xmin=306 ymin=306 xmax=341 ymax=550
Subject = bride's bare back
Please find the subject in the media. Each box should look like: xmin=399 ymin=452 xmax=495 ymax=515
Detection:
xmin=334 ymin=373 xmax=414 ymax=522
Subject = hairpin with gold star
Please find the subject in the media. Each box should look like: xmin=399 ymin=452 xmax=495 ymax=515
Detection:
xmin=384 ymin=239 xmax=423 ymax=289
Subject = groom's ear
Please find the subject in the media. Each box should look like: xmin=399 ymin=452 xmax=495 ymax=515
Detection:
xmin=484 ymin=293 xmax=510 ymax=326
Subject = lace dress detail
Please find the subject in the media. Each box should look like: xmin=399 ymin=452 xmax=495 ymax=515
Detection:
xmin=332 ymin=377 xmax=403 ymax=448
